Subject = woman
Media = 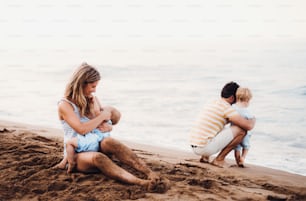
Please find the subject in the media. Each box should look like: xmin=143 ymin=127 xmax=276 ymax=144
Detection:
xmin=54 ymin=63 xmax=169 ymax=192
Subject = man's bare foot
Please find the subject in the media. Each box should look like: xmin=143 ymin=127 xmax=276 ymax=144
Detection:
xmin=211 ymin=158 xmax=229 ymax=168
xmin=200 ymin=155 xmax=209 ymax=163
xmin=67 ymin=162 xmax=76 ymax=174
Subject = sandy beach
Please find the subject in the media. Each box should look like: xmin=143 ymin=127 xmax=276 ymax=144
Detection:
xmin=0 ymin=120 xmax=305 ymax=201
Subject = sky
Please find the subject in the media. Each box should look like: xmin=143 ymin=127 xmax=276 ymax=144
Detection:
xmin=0 ymin=0 xmax=306 ymax=66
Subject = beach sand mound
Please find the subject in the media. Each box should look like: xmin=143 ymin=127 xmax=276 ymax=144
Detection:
xmin=0 ymin=126 xmax=306 ymax=201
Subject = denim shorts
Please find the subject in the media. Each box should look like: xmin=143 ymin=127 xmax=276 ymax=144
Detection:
xmin=235 ymin=133 xmax=251 ymax=151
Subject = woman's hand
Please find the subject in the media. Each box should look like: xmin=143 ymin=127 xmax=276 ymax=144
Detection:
xmin=98 ymin=121 xmax=113 ymax=132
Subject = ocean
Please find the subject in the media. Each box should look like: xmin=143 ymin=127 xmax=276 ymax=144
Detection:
xmin=1 ymin=57 xmax=306 ymax=176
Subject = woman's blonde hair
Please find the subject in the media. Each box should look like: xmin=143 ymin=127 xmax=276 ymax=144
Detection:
xmin=64 ymin=62 xmax=101 ymax=117
xmin=236 ymin=87 xmax=252 ymax=102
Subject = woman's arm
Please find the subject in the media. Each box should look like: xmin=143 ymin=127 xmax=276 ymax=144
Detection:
xmin=58 ymin=101 xmax=111 ymax=135
xmin=92 ymin=96 xmax=114 ymax=132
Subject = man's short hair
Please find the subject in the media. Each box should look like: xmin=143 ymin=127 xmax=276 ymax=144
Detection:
xmin=221 ymin=81 xmax=240 ymax=99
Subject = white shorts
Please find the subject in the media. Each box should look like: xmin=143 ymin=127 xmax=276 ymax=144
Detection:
xmin=192 ymin=127 xmax=234 ymax=157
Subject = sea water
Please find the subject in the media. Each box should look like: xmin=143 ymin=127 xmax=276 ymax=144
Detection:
xmin=0 ymin=58 xmax=305 ymax=176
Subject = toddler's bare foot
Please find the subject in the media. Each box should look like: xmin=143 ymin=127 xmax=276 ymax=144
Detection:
xmin=200 ymin=155 xmax=209 ymax=163
xmin=238 ymin=157 xmax=245 ymax=168
xmin=67 ymin=162 xmax=76 ymax=174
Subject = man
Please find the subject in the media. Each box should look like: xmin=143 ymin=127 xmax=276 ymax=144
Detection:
xmin=189 ymin=81 xmax=256 ymax=167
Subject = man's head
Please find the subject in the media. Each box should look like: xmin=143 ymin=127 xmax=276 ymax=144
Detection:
xmin=221 ymin=81 xmax=240 ymax=104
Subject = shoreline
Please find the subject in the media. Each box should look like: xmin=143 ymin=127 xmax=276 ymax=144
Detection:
xmin=1 ymin=120 xmax=306 ymax=200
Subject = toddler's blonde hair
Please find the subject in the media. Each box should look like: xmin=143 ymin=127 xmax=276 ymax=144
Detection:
xmin=236 ymin=87 xmax=252 ymax=102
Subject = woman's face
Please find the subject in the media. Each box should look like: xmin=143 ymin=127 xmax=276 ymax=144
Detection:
xmin=83 ymin=81 xmax=99 ymax=97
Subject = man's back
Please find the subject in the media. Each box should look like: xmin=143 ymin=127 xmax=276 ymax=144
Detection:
xmin=189 ymin=99 xmax=238 ymax=146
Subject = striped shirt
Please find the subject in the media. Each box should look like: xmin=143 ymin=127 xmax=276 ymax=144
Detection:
xmin=189 ymin=99 xmax=238 ymax=146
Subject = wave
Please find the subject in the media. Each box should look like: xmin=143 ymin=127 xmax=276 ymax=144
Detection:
xmin=271 ymin=85 xmax=306 ymax=96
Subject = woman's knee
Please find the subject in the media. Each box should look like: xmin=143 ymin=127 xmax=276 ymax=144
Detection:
xmin=92 ymin=152 xmax=109 ymax=164
xmin=92 ymin=153 xmax=116 ymax=173
xmin=100 ymin=137 xmax=120 ymax=153
xmin=100 ymin=137 xmax=131 ymax=157
xmin=75 ymin=152 xmax=100 ymax=172
xmin=76 ymin=152 xmax=110 ymax=171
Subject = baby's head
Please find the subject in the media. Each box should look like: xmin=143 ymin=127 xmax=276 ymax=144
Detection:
xmin=236 ymin=87 xmax=252 ymax=103
xmin=111 ymin=108 xmax=121 ymax=125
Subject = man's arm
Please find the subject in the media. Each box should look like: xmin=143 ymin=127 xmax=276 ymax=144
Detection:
xmin=229 ymin=114 xmax=256 ymax=131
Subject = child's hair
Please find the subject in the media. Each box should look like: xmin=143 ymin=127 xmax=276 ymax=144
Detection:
xmin=236 ymin=87 xmax=252 ymax=102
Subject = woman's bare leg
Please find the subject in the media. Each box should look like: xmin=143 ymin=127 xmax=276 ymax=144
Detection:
xmin=75 ymin=152 xmax=149 ymax=186
xmin=100 ymin=137 xmax=159 ymax=180
xmin=75 ymin=144 xmax=170 ymax=192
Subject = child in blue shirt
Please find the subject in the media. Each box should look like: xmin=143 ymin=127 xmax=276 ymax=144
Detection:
xmin=232 ymin=87 xmax=254 ymax=167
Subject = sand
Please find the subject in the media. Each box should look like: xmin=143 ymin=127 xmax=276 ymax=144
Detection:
xmin=0 ymin=120 xmax=305 ymax=201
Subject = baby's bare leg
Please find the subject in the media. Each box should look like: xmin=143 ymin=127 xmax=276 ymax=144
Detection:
xmin=234 ymin=150 xmax=241 ymax=166
xmin=241 ymin=148 xmax=248 ymax=159
xmin=66 ymin=137 xmax=78 ymax=173
xmin=239 ymin=149 xmax=249 ymax=167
